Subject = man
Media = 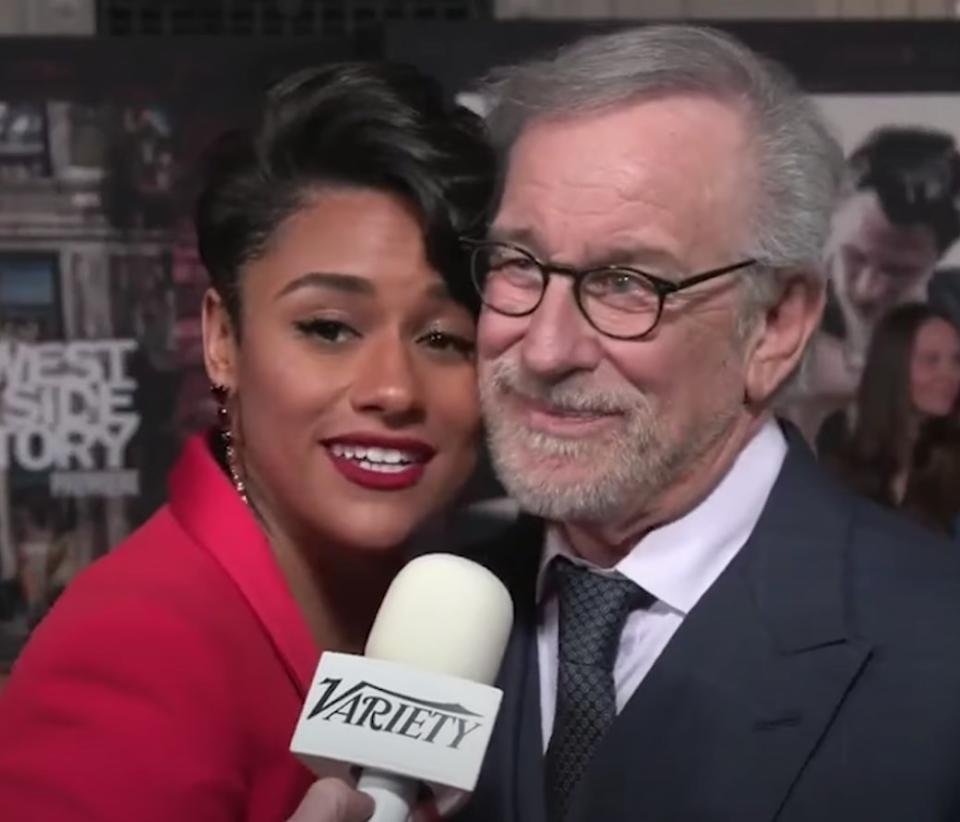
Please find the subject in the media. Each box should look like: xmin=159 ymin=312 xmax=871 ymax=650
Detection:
xmin=787 ymin=126 xmax=960 ymax=443
xmin=291 ymin=25 xmax=960 ymax=822
xmin=449 ymin=24 xmax=960 ymax=822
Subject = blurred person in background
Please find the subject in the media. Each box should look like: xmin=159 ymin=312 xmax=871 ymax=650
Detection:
xmin=12 ymin=498 xmax=57 ymax=629
xmin=788 ymin=127 xmax=960 ymax=440
xmin=819 ymin=302 xmax=960 ymax=536
xmin=904 ymin=416 xmax=960 ymax=537
xmin=0 ymin=61 xmax=494 ymax=822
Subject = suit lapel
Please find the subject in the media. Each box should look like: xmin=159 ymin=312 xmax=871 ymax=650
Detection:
xmin=461 ymin=517 xmax=547 ymax=822
xmin=569 ymin=434 xmax=874 ymax=822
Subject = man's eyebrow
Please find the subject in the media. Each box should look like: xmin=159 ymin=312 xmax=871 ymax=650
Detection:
xmin=585 ymin=244 xmax=683 ymax=273
xmin=487 ymin=225 xmax=542 ymax=251
xmin=487 ymin=226 xmax=682 ymax=272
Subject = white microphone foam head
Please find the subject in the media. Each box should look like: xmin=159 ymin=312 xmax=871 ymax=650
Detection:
xmin=364 ymin=553 xmax=513 ymax=685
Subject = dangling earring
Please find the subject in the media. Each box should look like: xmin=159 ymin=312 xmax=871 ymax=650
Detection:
xmin=210 ymin=383 xmax=248 ymax=504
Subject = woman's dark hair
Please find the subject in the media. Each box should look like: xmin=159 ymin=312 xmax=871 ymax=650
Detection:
xmin=902 ymin=416 xmax=960 ymax=534
xmin=194 ymin=62 xmax=496 ymax=327
xmin=828 ymin=302 xmax=959 ymax=518
xmin=848 ymin=127 xmax=960 ymax=253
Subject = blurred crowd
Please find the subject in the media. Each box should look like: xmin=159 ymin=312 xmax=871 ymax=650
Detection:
xmin=783 ymin=126 xmax=960 ymax=538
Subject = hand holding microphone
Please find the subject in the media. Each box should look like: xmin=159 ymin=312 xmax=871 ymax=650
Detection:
xmin=290 ymin=554 xmax=514 ymax=822
xmin=286 ymin=778 xmax=375 ymax=822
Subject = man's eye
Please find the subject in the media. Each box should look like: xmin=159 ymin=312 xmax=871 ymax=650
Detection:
xmin=294 ymin=318 xmax=358 ymax=343
xmin=882 ymin=267 xmax=921 ymax=282
xmin=497 ymin=255 xmax=537 ymax=270
xmin=584 ymin=270 xmax=648 ymax=296
xmin=597 ymin=272 xmax=642 ymax=292
xmin=843 ymin=247 xmax=868 ymax=267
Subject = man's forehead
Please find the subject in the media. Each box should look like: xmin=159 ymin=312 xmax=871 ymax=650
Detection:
xmin=501 ymin=97 xmax=752 ymax=196
xmin=505 ymin=94 xmax=750 ymax=164
xmin=494 ymin=99 xmax=753 ymax=269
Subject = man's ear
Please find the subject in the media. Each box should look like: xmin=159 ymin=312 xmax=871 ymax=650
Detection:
xmin=743 ymin=274 xmax=824 ymax=405
xmin=202 ymin=288 xmax=238 ymax=390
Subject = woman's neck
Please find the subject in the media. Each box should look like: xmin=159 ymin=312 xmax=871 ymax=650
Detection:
xmin=270 ymin=529 xmax=403 ymax=654
xmin=219 ymin=431 xmax=405 ymax=653
xmin=241 ymin=477 xmax=403 ymax=654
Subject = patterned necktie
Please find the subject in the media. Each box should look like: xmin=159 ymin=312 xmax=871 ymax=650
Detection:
xmin=544 ymin=557 xmax=652 ymax=821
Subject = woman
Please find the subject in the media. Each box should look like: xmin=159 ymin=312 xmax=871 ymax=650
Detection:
xmin=818 ymin=302 xmax=960 ymax=535
xmin=0 ymin=62 xmax=494 ymax=821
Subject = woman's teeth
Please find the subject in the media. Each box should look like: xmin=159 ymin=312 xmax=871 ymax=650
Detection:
xmin=328 ymin=444 xmax=419 ymax=473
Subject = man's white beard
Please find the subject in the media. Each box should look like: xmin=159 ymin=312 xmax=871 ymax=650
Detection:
xmin=479 ymin=356 xmax=742 ymax=525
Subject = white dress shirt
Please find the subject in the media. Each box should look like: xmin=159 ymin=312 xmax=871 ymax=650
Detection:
xmin=537 ymin=419 xmax=788 ymax=749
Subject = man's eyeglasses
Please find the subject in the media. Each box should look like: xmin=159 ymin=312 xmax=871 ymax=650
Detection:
xmin=462 ymin=239 xmax=756 ymax=340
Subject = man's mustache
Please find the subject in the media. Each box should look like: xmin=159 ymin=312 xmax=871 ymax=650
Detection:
xmin=486 ymin=361 xmax=642 ymax=416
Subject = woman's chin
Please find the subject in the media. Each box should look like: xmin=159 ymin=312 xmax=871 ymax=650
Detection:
xmin=321 ymin=519 xmax=422 ymax=558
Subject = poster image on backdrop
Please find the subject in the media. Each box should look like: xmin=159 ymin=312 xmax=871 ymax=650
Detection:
xmin=0 ymin=35 xmax=358 ymax=672
xmin=783 ymin=94 xmax=960 ymax=446
xmin=0 ymin=97 xmax=220 ymax=668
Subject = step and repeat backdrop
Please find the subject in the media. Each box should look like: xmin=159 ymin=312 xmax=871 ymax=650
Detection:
xmin=0 ymin=36 xmax=356 ymax=664
xmin=0 ymin=21 xmax=958 ymax=666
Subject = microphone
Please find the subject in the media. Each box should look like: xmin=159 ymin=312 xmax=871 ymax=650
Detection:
xmin=290 ymin=553 xmax=514 ymax=821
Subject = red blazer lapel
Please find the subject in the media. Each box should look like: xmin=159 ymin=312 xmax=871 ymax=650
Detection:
xmin=167 ymin=433 xmax=319 ymax=697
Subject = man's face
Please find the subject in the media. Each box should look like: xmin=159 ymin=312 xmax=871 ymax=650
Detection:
xmin=828 ymin=190 xmax=939 ymax=338
xmin=477 ymin=95 xmax=760 ymax=524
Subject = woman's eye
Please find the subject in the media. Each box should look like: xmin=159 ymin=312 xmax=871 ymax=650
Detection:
xmin=419 ymin=330 xmax=476 ymax=358
xmin=294 ymin=318 xmax=358 ymax=343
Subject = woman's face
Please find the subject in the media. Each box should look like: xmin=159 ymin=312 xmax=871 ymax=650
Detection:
xmin=910 ymin=317 xmax=960 ymax=418
xmin=203 ymin=188 xmax=480 ymax=553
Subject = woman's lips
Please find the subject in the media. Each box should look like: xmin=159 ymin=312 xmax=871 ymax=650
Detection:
xmin=323 ymin=436 xmax=435 ymax=491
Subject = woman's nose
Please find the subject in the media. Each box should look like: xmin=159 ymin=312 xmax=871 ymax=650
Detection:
xmin=349 ymin=336 xmax=425 ymax=423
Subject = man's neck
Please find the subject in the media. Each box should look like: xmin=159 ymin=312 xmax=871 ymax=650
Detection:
xmin=560 ymin=411 xmax=767 ymax=568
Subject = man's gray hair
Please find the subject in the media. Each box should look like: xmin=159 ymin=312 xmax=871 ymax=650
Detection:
xmin=478 ymin=25 xmax=846 ymax=307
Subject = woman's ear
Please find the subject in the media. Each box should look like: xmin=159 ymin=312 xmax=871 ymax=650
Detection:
xmin=202 ymin=288 xmax=238 ymax=390
xmin=744 ymin=274 xmax=825 ymax=405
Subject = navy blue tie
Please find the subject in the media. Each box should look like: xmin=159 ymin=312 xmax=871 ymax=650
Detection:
xmin=544 ymin=557 xmax=651 ymax=821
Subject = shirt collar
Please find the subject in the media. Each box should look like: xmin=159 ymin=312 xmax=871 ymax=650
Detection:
xmin=537 ymin=419 xmax=787 ymax=615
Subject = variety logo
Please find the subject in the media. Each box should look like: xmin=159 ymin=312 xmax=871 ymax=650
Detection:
xmin=307 ymin=678 xmax=484 ymax=751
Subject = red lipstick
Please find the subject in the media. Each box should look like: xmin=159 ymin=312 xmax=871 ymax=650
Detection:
xmin=323 ymin=433 xmax=435 ymax=491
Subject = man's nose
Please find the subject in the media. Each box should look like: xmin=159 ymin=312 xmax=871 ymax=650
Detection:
xmin=849 ymin=266 xmax=889 ymax=303
xmin=519 ymin=277 xmax=603 ymax=380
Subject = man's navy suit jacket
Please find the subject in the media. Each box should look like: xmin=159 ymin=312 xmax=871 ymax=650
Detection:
xmin=456 ymin=432 xmax=960 ymax=821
